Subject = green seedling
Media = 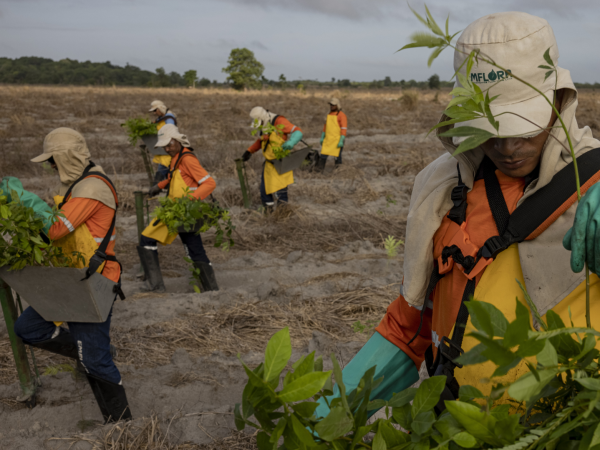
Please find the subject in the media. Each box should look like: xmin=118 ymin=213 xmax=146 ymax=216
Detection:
xmin=384 ymin=235 xmax=403 ymax=259
xmin=121 ymin=117 xmax=157 ymax=147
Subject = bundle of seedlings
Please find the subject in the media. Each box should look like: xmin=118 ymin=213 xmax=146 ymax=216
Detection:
xmin=121 ymin=117 xmax=158 ymax=146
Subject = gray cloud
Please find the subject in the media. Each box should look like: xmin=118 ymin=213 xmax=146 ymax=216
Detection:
xmin=251 ymin=40 xmax=268 ymax=50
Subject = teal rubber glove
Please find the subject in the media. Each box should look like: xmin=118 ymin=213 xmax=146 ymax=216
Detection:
xmin=282 ymin=130 xmax=303 ymax=150
xmin=315 ymin=331 xmax=419 ymax=419
xmin=320 ymin=132 xmax=326 ymax=145
xmin=1 ymin=177 xmax=55 ymax=234
xmin=563 ymin=182 xmax=600 ymax=274
xmin=337 ymin=135 xmax=345 ymax=148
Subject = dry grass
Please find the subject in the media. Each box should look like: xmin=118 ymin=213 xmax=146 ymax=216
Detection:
xmin=113 ymin=284 xmax=395 ymax=368
xmin=399 ymin=90 xmax=420 ymax=111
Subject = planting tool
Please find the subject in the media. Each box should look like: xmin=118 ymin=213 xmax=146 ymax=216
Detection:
xmin=138 ymin=143 xmax=155 ymax=187
xmin=235 ymin=158 xmax=251 ymax=209
xmin=271 ymin=146 xmax=312 ymax=175
xmin=0 ymin=278 xmax=38 ymax=407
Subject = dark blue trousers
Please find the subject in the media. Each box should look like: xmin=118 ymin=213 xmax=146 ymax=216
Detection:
xmin=140 ymin=232 xmax=210 ymax=264
xmin=14 ymin=306 xmax=121 ymax=384
xmin=320 ymin=147 xmax=344 ymax=165
xmin=260 ymin=166 xmax=289 ymax=205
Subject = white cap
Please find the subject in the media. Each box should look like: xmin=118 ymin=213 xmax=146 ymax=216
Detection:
xmin=453 ymin=12 xmax=562 ymax=142
xmin=149 ymin=100 xmax=167 ymax=114
xmin=155 ymin=124 xmax=191 ymax=148
xmin=329 ymin=97 xmax=341 ymax=109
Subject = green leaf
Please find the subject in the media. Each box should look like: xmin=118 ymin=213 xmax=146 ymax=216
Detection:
xmin=516 ymin=338 xmax=546 ymax=358
xmin=293 ymin=352 xmax=315 ymax=380
xmin=543 ymin=47 xmax=554 ymax=66
xmin=351 ymin=426 xmax=373 ymax=450
xmin=392 ymin=404 xmax=412 ymax=430
xmin=378 ymin=421 xmax=408 ymax=447
xmin=292 ymin=402 xmax=319 ymax=418
xmin=452 ymin=431 xmax=477 ymax=448
xmin=256 ymin=431 xmax=272 ymax=450
xmin=544 ymin=70 xmax=554 ymax=81
xmin=445 ymin=401 xmax=501 ymax=446
xmin=573 ymin=334 xmax=596 ymax=362
xmin=434 ymin=413 xmax=463 ymax=440
xmin=389 ymin=388 xmax=418 ymax=408
xmin=411 ymin=376 xmax=445 ymax=418
xmin=270 ymin=417 xmax=287 ymax=444
xmin=508 ymin=369 xmax=558 ymax=401
xmin=290 ymin=414 xmax=317 ymax=447
xmin=536 ymin=340 xmax=558 ymax=368
xmin=314 ymin=406 xmax=354 ymax=442
xmin=331 ymin=353 xmax=351 ymax=416
xmin=504 ymin=299 xmax=532 ymax=348
xmin=398 ymin=32 xmax=445 ymax=51
xmin=459 ymin=385 xmax=484 ymax=400
xmin=234 ymin=403 xmax=246 ymax=430
xmin=411 ymin=411 xmax=436 ymax=435
xmin=466 ymin=301 xmax=508 ymax=338
xmin=517 ymin=280 xmax=547 ymax=331
xmin=576 ymin=377 xmax=600 ymax=391
xmin=368 ymin=399 xmax=387 ymax=411
xmin=588 ymin=422 xmax=600 ymax=448
xmin=546 ymin=310 xmax=581 ymax=358
xmin=455 ymin=343 xmax=488 ymax=366
xmin=372 ymin=428 xmax=387 ymax=450
xmin=239 ymin=356 xmax=268 ymax=388
xmin=454 ymin=133 xmax=494 ymax=155
xmin=279 ymin=371 xmax=332 ymax=403
xmin=424 ymin=4 xmax=444 ymax=37
xmin=263 ymin=328 xmax=292 ymax=382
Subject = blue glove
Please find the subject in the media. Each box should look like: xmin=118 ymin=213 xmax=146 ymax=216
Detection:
xmin=320 ymin=132 xmax=326 ymax=145
xmin=1 ymin=177 xmax=55 ymax=234
xmin=281 ymin=130 xmax=303 ymax=150
xmin=564 ymin=182 xmax=600 ymax=274
xmin=315 ymin=331 xmax=419 ymax=419
xmin=338 ymin=135 xmax=345 ymax=148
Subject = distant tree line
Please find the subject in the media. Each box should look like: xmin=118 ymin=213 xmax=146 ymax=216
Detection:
xmin=0 ymin=57 xmax=216 ymax=87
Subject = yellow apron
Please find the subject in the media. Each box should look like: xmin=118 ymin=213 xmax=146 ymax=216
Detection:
xmin=455 ymin=243 xmax=600 ymax=399
xmin=52 ymin=195 xmax=107 ymax=325
xmin=263 ymin=132 xmax=294 ymax=195
xmin=152 ymin=120 xmax=172 ymax=167
xmin=321 ymin=114 xmax=342 ymax=158
xmin=141 ymin=167 xmax=193 ymax=245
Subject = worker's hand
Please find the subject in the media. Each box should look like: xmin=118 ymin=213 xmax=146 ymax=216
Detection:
xmin=320 ymin=132 xmax=326 ymax=145
xmin=563 ymin=182 xmax=600 ymax=274
xmin=337 ymin=135 xmax=346 ymax=148
xmin=148 ymin=184 xmax=162 ymax=196
xmin=282 ymin=130 xmax=303 ymax=151
xmin=242 ymin=151 xmax=252 ymax=162
xmin=281 ymin=141 xmax=294 ymax=150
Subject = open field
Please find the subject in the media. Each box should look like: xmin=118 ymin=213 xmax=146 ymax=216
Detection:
xmin=0 ymin=85 xmax=599 ymax=449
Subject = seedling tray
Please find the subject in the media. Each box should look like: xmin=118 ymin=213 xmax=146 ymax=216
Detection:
xmin=0 ymin=266 xmax=117 ymax=323
xmin=271 ymin=147 xmax=312 ymax=175
xmin=141 ymin=135 xmax=166 ymax=155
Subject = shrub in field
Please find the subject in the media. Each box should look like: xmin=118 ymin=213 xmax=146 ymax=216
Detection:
xmin=0 ymin=190 xmax=82 ymax=270
xmin=151 ymin=190 xmax=235 ymax=251
xmin=222 ymin=48 xmax=265 ymax=91
xmin=120 ymin=117 xmax=157 ymax=146
xmin=399 ymin=90 xmax=419 ymax=111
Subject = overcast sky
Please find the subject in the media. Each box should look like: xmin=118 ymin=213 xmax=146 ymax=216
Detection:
xmin=0 ymin=0 xmax=597 ymax=82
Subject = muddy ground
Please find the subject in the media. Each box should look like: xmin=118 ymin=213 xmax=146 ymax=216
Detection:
xmin=0 ymin=86 xmax=598 ymax=449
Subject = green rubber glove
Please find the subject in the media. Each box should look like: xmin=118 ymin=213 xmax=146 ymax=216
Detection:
xmin=337 ymin=135 xmax=345 ymax=148
xmin=1 ymin=177 xmax=55 ymax=234
xmin=320 ymin=132 xmax=326 ymax=145
xmin=315 ymin=331 xmax=419 ymax=419
xmin=282 ymin=130 xmax=303 ymax=150
xmin=563 ymin=182 xmax=600 ymax=274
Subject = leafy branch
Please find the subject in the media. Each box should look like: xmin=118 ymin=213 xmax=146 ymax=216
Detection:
xmin=121 ymin=117 xmax=158 ymax=147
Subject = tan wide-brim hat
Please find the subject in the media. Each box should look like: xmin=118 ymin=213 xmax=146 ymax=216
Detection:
xmin=329 ymin=98 xmax=341 ymax=109
xmin=149 ymin=100 xmax=167 ymax=114
xmin=452 ymin=12 xmax=569 ymax=143
xmin=31 ymin=128 xmax=89 ymax=163
xmin=155 ymin=124 xmax=191 ymax=148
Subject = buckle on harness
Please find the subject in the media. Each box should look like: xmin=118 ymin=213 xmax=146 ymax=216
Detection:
xmin=439 ymin=336 xmax=464 ymax=369
xmin=481 ymin=236 xmax=508 ymax=259
xmin=450 ymin=185 xmax=468 ymax=208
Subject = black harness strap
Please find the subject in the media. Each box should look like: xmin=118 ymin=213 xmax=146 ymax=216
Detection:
xmin=482 ymin=157 xmax=510 ymax=235
xmin=155 ymin=112 xmax=178 ymax=127
xmin=447 ymin=164 xmax=468 ymax=225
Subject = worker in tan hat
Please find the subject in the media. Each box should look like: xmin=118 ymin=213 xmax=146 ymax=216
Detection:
xmin=148 ymin=100 xmax=177 ymax=182
xmin=12 ymin=128 xmax=132 ymax=423
xmin=139 ymin=124 xmax=219 ymax=293
xmin=315 ymin=11 xmax=600 ymax=419
xmin=315 ymin=98 xmax=347 ymax=173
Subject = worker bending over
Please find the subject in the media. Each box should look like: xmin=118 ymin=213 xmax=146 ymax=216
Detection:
xmin=13 ymin=128 xmax=131 ymax=423
xmin=139 ymin=124 xmax=219 ymax=293
xmin=149 ymin=100 xmax=177 ymax=183
xmin=241 ymin=107 xmax=303 ymax=212
xmin=316 ymin=97 xmax=347 ymax=173
xmin=316 ymin=12 xmax=600 ymax=417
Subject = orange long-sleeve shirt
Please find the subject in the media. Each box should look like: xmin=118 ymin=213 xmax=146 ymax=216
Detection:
xmin=247 ymin=116 xmax=302 ymax=153
xmin=323 ymin=111 xmax=348 ymax=136
xmin=49 ymin=197 xmax=119 ymax=283
xmin=157 ymin=148 xmax=216 ymax=200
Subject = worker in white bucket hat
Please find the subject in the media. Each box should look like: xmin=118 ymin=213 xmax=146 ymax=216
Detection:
xmin=315 ymin=11 xmax=600 ymax=418
xmin=148 ymin=100 xmax=177 ymax=182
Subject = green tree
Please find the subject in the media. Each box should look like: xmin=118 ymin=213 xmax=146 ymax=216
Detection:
xmin=183 ymin=69 xmax=198 ymax=87
xmin=428 ymin=73 xmax=440 ymax=89
xmin=222 ymin=48 xmax=264 ymax=90
xmin=198 ymin=77 xmax=211 ymax=87
xmin=384 ymin=76 xmax=392 ymax=87
xmin=155 ymin=67 xmax=170 ymax=87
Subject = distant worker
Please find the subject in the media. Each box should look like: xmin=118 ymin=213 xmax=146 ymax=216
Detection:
xmin=138 ymin=124 xmax=219 ymax=293
xmin=316 ymin=97 xmax=347 ymax=173
xmin=12 ymin=128 xmax=131 ymax=423
xmin=241 ymin=107 xmax=303 ymax=212
xmin=149 ymin=100 xmax=177 ymax=183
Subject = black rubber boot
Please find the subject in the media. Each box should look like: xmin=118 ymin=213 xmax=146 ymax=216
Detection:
xmin=193 ymin=261 xmax=219 ymax=292
xmin=262 ymin=202 xmax=274 ymax=215
xmin=86 ymin=374 xmax=133 ymax=423
xmin=315 ymin=157 xmax=327 ymax=173
xmin=137 ymin=246 xmax=166 ymax=293
xmin=27 ymin=329 xmax=78 ymax=360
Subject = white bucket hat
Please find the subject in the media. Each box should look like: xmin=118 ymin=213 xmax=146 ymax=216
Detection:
xmin=249 ymin=106 xmax=276 ymax=129
xmin=453 ymin=12 xmax=570 ymax=142
xmin=155 ymin=124 xmax=191 ymax=148
xmin=329 ymin=98 xmax=341 ymax=109
xmin=149 ymin=100 xmax=167 ymax=114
